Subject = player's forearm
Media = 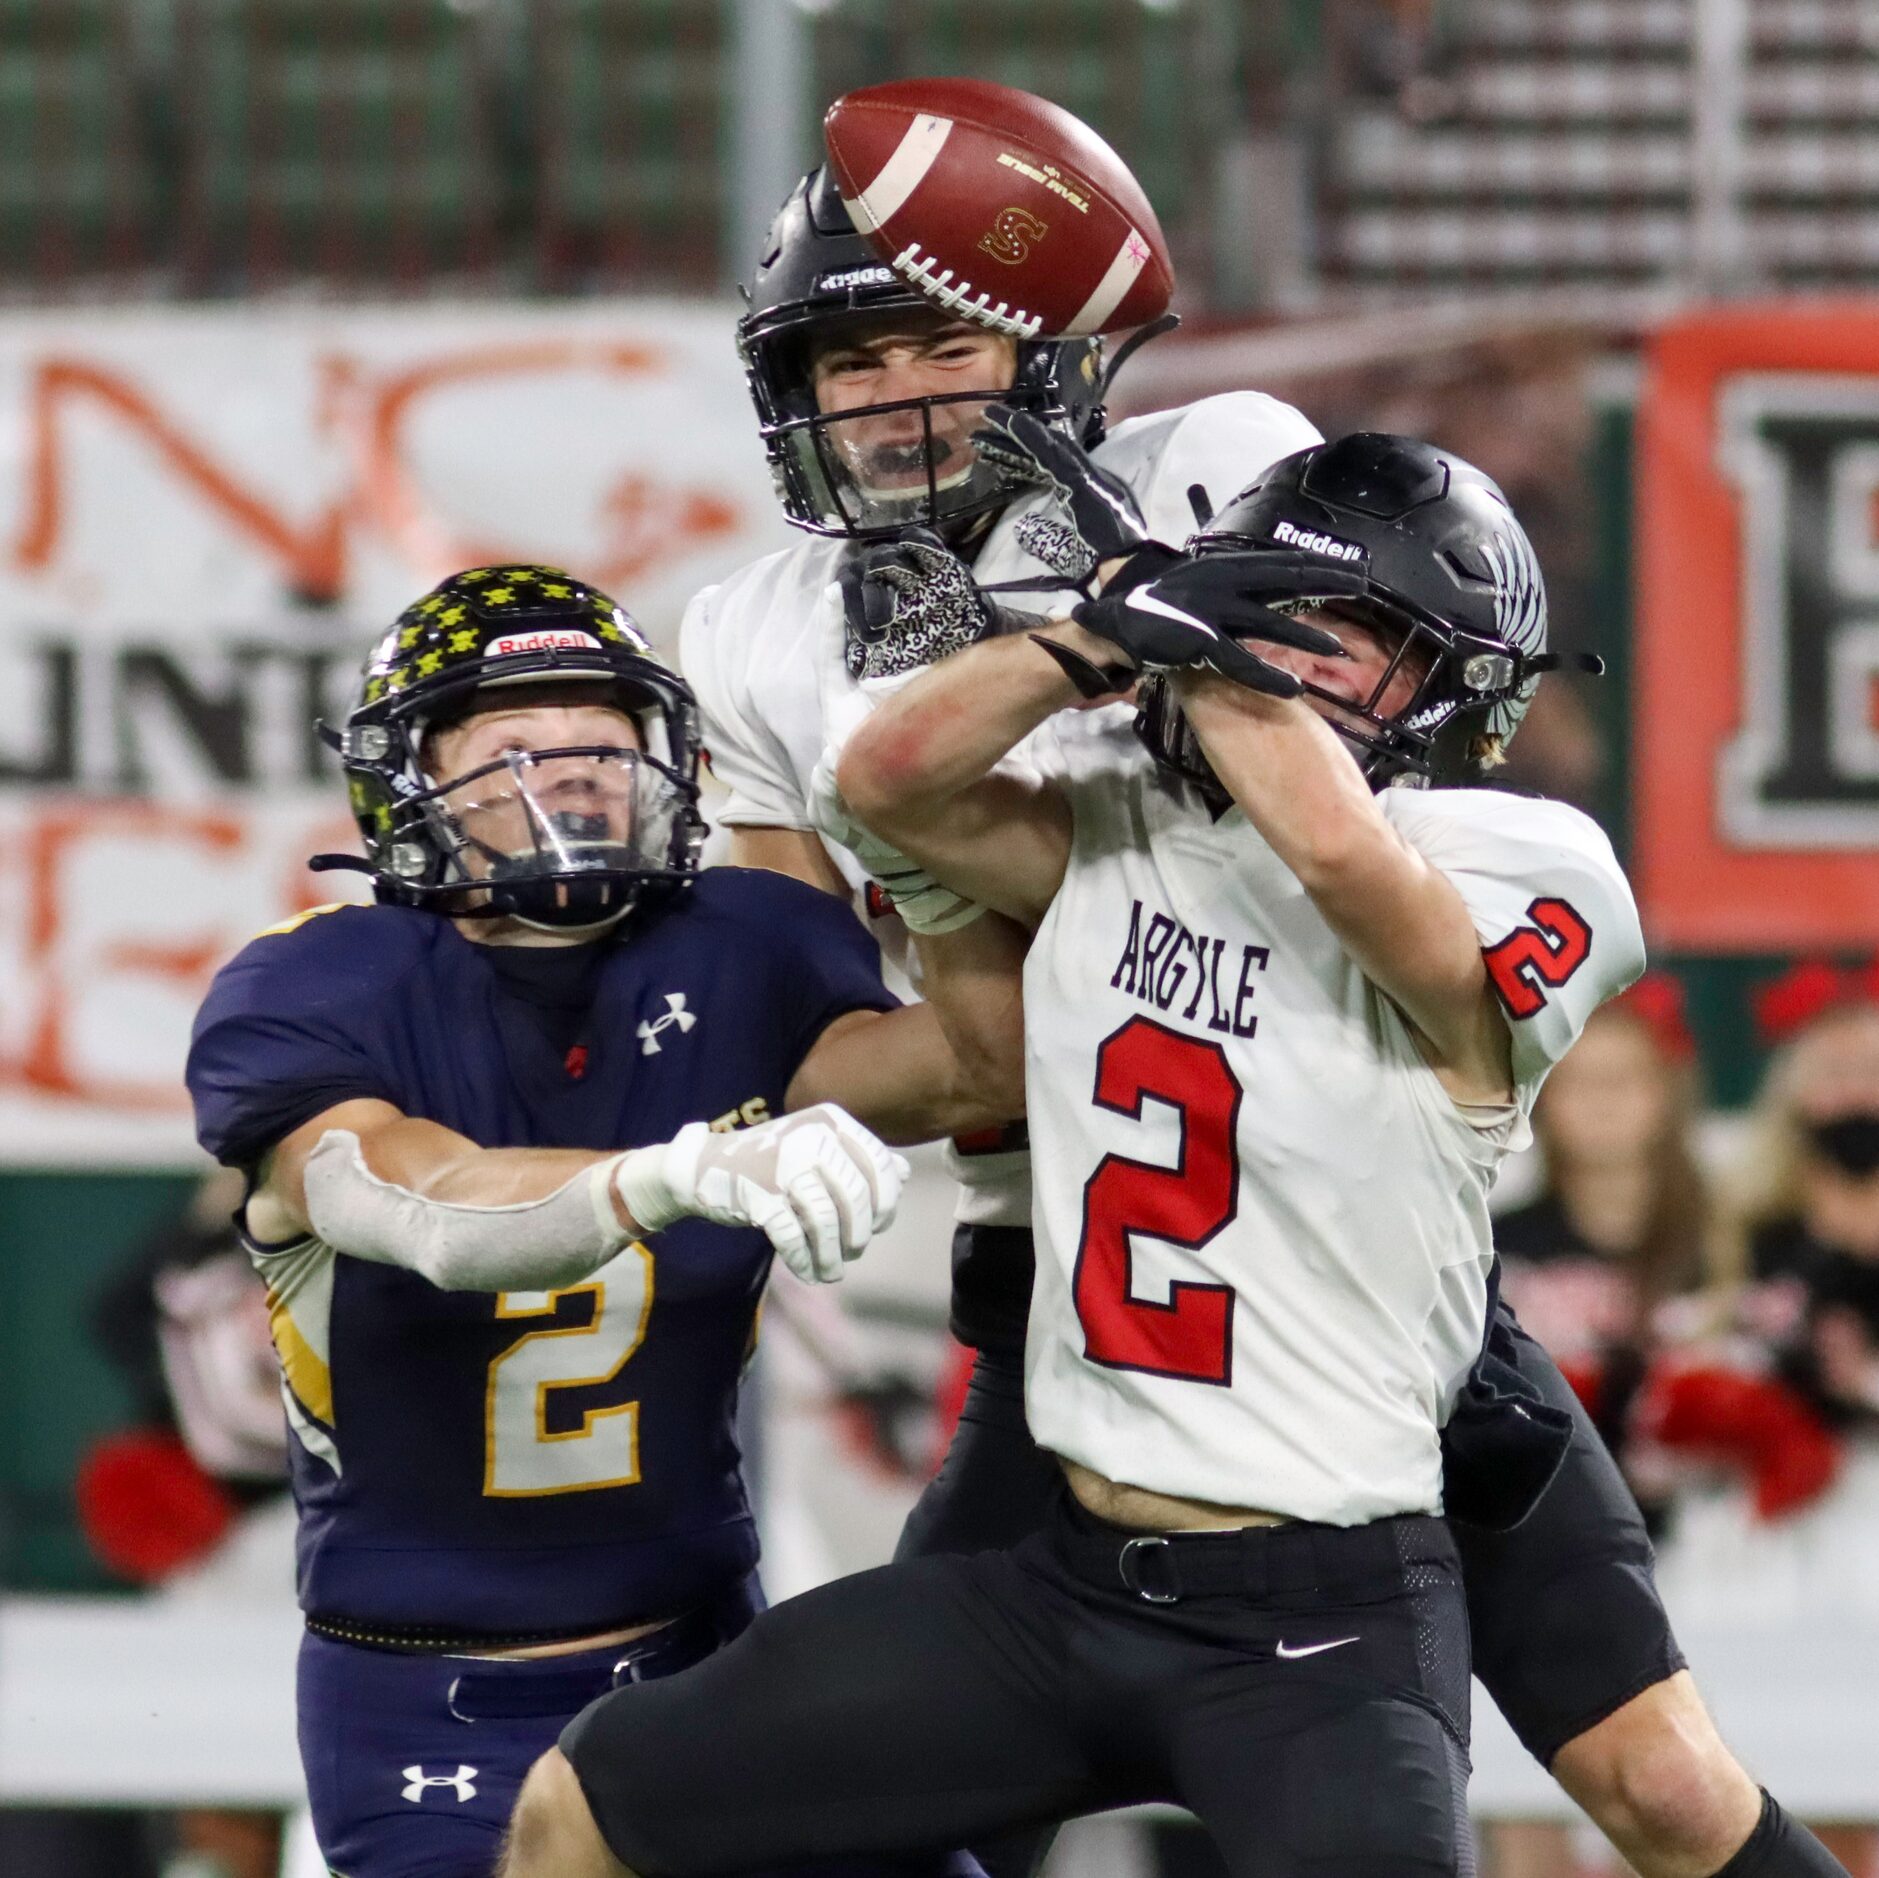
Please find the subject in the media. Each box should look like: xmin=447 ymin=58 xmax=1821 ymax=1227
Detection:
xmin=907 ymin=916 xmax=1030 ymax=1126
xmin=288 ymin=1127 xmax=633 ymax=1292
xmin=725 ymin=824 xmax=852 ymax=897
xmin=1176 ymin=675 xmax=1401 ymax=891
xmin=834 ymin=627 xmax=1079 ymax=930
xmin=1177 ymin=674 xmax=1505 ymax=1078
xmin=838 ymin=622 xmax=1087 ymax=826
xmin=261 ymin=1110 xmax=668 ymax=1287
xmin=363 ymin=1120 xmax=614 ymax=1213
xmin=785 ymin=999 xmax=1024 ymax=1146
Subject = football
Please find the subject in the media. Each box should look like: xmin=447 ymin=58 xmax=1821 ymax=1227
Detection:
xmin=823 ymin=78 xmax=1174 ymax=341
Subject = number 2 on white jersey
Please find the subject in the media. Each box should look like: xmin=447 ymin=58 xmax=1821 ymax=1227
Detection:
xmin=484 ymin=1243 xmax=653 ymax=1496
xmin=1074 ymin=1016 xmax=1240 ymax=1385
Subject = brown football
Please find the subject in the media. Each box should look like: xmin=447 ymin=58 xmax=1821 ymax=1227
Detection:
xmin=823 ymin=78 xmax=1174 ymax=340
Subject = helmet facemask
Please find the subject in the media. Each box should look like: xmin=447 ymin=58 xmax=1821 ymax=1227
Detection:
xmin=1136 ymin=590 xmax=1535 ymax=798
xmin=773 ymin=384 xmax=1027 ymax=538
xmin=738 ymin=167 xmax=1114 ymax=542
xmin=748 ymin=305 xmax=1085 ymax=541
xmin=405 ymin=734 xmax=696 ymax=934
xmin=1286 ymin=595 xmax=1492 ymax=785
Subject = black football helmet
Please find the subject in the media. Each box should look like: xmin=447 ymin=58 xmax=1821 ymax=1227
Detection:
xmin=738 ymin=165 xmax=1108 ymax=540
xmin=321 ymin=566 xmax=705 ymax=933
xmin=1136 ymin=433 xmax=1568 ymax=793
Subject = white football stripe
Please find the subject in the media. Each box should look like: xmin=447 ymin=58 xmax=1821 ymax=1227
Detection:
xmin=1064 ymin=226 xmax=1151 ymax=335
xmin=844 ymin=113 xmax=953 ymax=234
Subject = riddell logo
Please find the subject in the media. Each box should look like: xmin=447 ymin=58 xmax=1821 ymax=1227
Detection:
xmin=1273 ymin=520 xmax=1365 ymax=563
xmin=818 ymin=265 xmax=897 ymax=292
xmin=486 ymin=629 xmax=602 ymax=656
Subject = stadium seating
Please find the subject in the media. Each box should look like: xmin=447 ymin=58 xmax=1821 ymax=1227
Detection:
xmin=1318 ymin=0 xmax=1879 ymax=298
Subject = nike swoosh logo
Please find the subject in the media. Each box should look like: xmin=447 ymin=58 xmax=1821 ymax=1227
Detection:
xmin=1275 ymin=1636 xmax=1359 ymax=1660
xmin=1126 ymin=589 xmax=1222 ymax=639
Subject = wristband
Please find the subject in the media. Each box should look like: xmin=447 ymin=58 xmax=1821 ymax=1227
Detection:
xmin=611 ymin=1126 xmax=708 ymax=1235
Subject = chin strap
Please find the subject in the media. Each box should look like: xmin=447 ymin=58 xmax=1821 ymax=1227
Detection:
xmin=1097 ymin=312 xmax=1181 ymax=405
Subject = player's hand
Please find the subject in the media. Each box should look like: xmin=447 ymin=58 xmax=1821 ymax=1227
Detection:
xmin=612 ymin=1105 xmax=909 ymax=1284
xmin=971 ymin=403 xmax=1150 ymax=577
xmin=837 ymin=530 xmax=997 ymax=683
xmin=807 ymin=751 xmax=985 ymax=935
xmin=1071 ymin=552 xmax=1353 ymax=698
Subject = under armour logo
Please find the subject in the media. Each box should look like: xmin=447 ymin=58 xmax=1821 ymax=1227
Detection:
xmin=402 ymin=1764 xmax=478 ymax=1804
xmin=637 ymin=991 xmax=698 ymax=1056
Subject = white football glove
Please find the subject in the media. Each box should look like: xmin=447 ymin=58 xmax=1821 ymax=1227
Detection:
xmin=807 ymin=749 xmax=986 ymax=936
xmin=610 ymin=1103 xmax=908 ymax=1284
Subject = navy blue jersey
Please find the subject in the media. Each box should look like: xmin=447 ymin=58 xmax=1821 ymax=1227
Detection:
xmin=186 ymin=871 xmax=894 ymax=1634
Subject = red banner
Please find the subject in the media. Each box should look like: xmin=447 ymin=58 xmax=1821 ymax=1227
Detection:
xmin=1636 ymin=304 xmax=1879 ymax=951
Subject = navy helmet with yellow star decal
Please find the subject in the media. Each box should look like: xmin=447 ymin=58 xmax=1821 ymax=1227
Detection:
xmin=321 ymin=565 xmax=705 ymax=932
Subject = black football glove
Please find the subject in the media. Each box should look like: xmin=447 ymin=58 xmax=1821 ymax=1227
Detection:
xmin=1070 ymin=552 xmax=1356 ymax=698
xmin=973 ymin=403 xmax=1157 ymax=581
xmin=837 ymin=529 xmax=999 ymax=682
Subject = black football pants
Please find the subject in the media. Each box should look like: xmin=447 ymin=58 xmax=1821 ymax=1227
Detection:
xmin=902 ymin=1320 xmax=1684 ymax=1771
xmin=563 ymin=1491 xmax=1474 ymax=1878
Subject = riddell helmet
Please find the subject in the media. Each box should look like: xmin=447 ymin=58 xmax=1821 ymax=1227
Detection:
xmin=1137 ymin=433 xmax=1564 ymax=792
xmin=738 ymin=166 xmax=1108 ymax=540
xmin=323 ymin=566 xmax=705 ymax=932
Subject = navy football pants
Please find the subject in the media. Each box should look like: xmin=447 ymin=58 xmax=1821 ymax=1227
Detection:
xmin=299 ymin=1578 xmax=976 ymax=1878
xmin=298 ymin=1586 xmax=761 ymax=1878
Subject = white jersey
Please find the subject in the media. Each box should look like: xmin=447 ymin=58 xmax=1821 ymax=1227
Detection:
xmin=1021 ymin=714 xmax=1644 ymax=1525
xmin=680 ymin=391 xmax=1323 ymax=1224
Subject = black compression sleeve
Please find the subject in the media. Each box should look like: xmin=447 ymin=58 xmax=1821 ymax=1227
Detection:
xmin=1708 ymin=1793 xmax=1852 ymax=1878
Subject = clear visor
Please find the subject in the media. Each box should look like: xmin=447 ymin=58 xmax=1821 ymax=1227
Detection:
xmin=778 ymin=389 xmax=1022 ymax=534
xmin=419 ymin=745 xmax=687 ymax=896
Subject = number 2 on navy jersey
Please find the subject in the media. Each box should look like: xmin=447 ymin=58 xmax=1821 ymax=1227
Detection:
xmin=1073 ymin=1016 xmax=1240 ymax=1386
xmin=485 ymin=1243 xmax=652 ymax=1496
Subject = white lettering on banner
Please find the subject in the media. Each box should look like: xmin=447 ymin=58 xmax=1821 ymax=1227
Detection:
xmin=0 ymin=304 xmax=797 ymax=1163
